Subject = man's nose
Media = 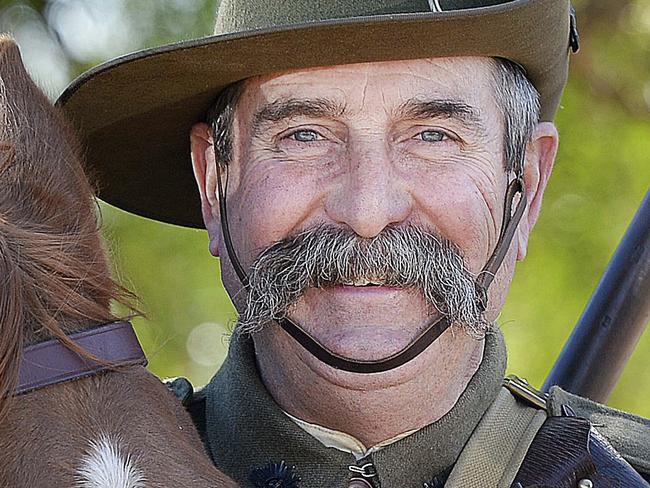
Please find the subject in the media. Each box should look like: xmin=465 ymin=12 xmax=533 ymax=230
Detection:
xmin=324 ymin=143 xmax=412 ymax=238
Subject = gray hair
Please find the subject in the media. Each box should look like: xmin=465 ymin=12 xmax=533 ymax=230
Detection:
xmin=238 ymin=224 xmax=489 ymax=337
xmin=491 ymin=58 xmax=541 ymax=176
xmin=206 ymin=58 xmax=540 ymax=175
xmin=206 ymin=80 xmax=245 ymax=167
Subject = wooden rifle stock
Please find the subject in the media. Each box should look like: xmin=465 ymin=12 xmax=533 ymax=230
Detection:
xmin=542 ymin=189 xmax=650 ymax=402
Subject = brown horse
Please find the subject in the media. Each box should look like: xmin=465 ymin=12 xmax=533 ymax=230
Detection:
xmin=0 ymin=36 xmax=236 ymax=488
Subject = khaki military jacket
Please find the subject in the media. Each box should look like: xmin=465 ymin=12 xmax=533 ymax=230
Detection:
xmin=177 ymin=330 xmax=650 ymax=487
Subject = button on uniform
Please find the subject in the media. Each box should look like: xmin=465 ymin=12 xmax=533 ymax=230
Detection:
xmin=348 ymin=462 xmax=377 ymax=487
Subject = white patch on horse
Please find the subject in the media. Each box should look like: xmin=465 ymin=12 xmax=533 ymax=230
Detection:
xmin=76 ymin=434 xmax=146 ymax=488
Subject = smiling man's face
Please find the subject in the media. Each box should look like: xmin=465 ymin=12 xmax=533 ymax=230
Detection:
xmin=192 ymin=56 xmax=557 ymax=382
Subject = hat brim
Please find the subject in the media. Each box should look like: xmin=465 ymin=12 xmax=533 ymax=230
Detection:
xmin=57 ymin=0 xmax=570 ymax=228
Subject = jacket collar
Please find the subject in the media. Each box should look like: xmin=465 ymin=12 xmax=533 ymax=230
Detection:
xmin=203 ymin=328 xmax=507 ymax=486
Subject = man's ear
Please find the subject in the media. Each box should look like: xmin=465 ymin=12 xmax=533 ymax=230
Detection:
xmin=516 ymin=121 xmax=559 ymax=261
xmin=190 ymin=122 xmax=220 ymax=257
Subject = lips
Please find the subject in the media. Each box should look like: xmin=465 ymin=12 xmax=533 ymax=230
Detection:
xmin=330 ymin=284 xmax=404 ymax=295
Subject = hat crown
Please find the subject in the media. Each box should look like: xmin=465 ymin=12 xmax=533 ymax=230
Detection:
xmin=59 ymin=0 xmax=570 ymax=228
xmin=214 ymin=0 xmax=512 ymax=35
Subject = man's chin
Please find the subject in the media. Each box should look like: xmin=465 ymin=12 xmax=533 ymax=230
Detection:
xmin=296 ymin=320 xmax=434 ymax=362
xmin=253 ymin=315 xmax=458 ymax=391
xmin=285 ymin=323 xmax=444 ymax=390
xmin=285 ymin=286 xmax=436 ymax=361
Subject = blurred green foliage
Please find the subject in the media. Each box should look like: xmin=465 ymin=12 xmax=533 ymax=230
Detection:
xmin=1 ymin=0 xmax=649 ymax=415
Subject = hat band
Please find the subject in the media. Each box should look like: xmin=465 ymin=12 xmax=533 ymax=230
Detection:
xmin=213 ymin=0 xmax=516 ymax=36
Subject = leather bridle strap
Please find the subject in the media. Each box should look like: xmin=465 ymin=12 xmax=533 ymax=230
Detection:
xmin=16 ymin=321 xmax=147 ymax=396
xmin=215 ymin=159 xmax=527 ymax=373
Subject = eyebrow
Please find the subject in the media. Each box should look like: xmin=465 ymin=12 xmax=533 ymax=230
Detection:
xmin=251 ymin=96 xmax=484 ymax=135
xmin=395 ymin=98 xmax=484 ymax=131
xmin=252 ymin=97 xmax=346 ymax=135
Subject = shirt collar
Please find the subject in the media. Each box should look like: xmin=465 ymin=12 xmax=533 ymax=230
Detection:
xmin=284 ymin=409 xmax=419 ymax=460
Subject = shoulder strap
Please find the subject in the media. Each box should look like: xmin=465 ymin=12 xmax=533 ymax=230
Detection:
xmin=445 ymin=379 xmax=547 ymax=488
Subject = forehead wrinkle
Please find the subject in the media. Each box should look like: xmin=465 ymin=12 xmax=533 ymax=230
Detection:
xmin=251 ymin=97 xmax=347 ymax=135
xmin=395 ymin=98 xmax=485 ymax=133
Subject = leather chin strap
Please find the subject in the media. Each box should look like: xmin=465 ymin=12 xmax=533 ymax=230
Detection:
xmin=475 ymin=177 xmax=528 ymax=312
xmin=276 ymin=316 xmax=451 ymax=374
xmin=216 ymin=161 xmax=526 ymax=373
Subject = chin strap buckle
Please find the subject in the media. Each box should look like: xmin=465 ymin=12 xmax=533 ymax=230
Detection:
xmin=474 ymin=177 xmax=527 ymax=312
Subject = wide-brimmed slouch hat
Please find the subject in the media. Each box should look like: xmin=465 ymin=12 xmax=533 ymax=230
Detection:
xmin=57 ymin=0 xmax=576 ymax=228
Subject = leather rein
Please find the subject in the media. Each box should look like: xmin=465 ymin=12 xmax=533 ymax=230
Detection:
xmin=15 ymin=321 xmax=146 ymax=396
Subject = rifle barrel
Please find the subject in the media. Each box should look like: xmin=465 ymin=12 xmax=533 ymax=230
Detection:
xmin=542 ymin=189 xmax=650 ymax=402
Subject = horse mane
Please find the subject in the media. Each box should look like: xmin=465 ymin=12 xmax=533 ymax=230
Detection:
xmin=0 ymin=36 xmax=137 ymax=419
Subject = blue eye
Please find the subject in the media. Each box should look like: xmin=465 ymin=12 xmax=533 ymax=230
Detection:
xmin=291 ymin=129 xmax=322 ymax=142
xmin=418 ymin=130 xmax=446 ymax=142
